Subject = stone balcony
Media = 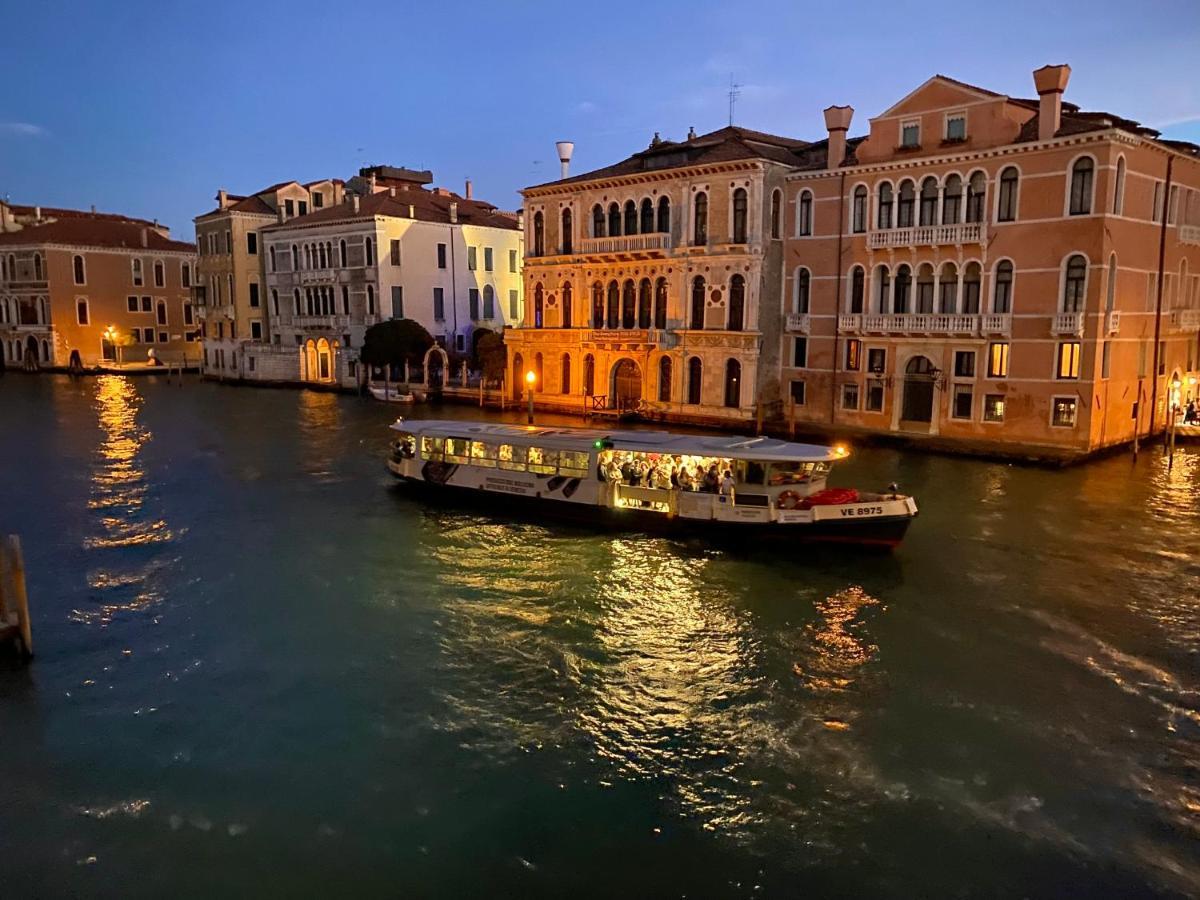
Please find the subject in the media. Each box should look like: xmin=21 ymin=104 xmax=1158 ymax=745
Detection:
xmin=785 ymin=313 xmax=811 ymax=333
xmin=867 ymin=222 xmax=985 ymax=250
xmin=1052 ymin=312 xmax=1084 ymax=336
xmin=1168 ymin=309 xmax=1200 ymax=332
xmin=577 ymin=233 xmax=672 ymax=257
xmin=293 ymin=314 xmax=351 ymax=330
xmin=860 ymin=313 xmax=988 ymax=336
xmin=1179 ymin=224 xmax=1200 ymax=246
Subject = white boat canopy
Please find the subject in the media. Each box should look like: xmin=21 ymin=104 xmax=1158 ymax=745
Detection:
xmin=391 ymin=419 xmax=847 ymax=463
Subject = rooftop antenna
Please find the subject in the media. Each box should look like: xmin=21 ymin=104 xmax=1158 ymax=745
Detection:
xmin=728 ymin=73 xmax=742 ymax=126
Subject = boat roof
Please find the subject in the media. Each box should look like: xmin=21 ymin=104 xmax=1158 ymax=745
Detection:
xmin=390 ymin=419 xmax=846 ymax=463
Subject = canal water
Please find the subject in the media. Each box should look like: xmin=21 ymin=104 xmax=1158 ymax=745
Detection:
xmin=0 ymin=373 xmax=1197 ymax=898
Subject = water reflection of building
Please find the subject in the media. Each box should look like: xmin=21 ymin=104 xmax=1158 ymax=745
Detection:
xmin=0 ymin=203 xmax=197 ymax=370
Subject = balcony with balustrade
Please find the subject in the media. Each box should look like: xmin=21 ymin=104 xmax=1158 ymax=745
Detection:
xmin=861 ymin=313 xmax=982 ymax=336
xmin=292 ymin=314 xmax=351 ymax=330
xmin=785 ymin=313 xmax=810 ymax=333
xmin=867 ymin=222 xmax=985 ymax=250
xmin=1179 ymin=224 xmax=1200 ymax=246
xmin=578 ymin=233 xmax=672 ymax=258
xmin=1168 ymin=309 xmax=1200 ymax=332
xmin=1052 ymin=312 xmax=1084 ymax=336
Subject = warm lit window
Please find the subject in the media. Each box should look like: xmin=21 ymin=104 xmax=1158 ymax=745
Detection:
xmin=988 ymin=342 xmax=1010 ymax=378
xmin=845 ymin=339 xmax=861 ymax=371
xmin=1056 ymin=341 xmax=1081 ymax=379
xmin=1051 ymin=396 xmax=1078 ymax=427
xmin=983 ymin=394 xmax=1005 ymax=422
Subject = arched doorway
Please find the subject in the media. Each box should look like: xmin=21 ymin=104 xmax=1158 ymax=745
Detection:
xmin=724 ymin=358 xmax=741 ymax=408
xmin=302 ymin=340 xmax=318 ymax=381
xmin=25 ymin=335 xmax=39 ymax=371
xmin=316 ymin=338 xmax=333 ymax=381
xmin=68 ymin=349 xmax=81 ymax=372
xmin=612 ymin=358 xmax=642 ymax=411
xmin=511 ymin=352 xmax=524 ymax=400
xmin=901 ymin=356 xmax=936 ymax=423
xmin=423 ymin=344 xmax=448 ymax=389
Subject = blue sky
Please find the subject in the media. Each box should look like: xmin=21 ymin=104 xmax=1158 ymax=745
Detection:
xmin=1 ymin=0 xmax=1197 ymax=237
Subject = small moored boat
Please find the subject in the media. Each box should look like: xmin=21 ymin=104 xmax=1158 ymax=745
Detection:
xmin=369 ymin=385 xmax=415 ymax=403
xmin=387 ymin=420 xmax=918 ymax=547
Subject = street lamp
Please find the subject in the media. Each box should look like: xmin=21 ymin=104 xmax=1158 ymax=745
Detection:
xmin=103 ymin=325 xmax=121 ymax=366
xmin=525 ymin=370 xmax=536 ymax=424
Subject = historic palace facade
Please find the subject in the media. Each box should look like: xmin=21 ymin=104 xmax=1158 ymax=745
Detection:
xmin=0 ymin=203 xmax=197 ymax=369
xmin=782 ymin=65 xmax=1200 ymax=457
xmin=509 ymin=127 xmax=804 ymax=424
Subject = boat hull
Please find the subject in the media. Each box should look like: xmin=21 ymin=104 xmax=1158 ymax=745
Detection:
xmin=388 ymin=469 xmax=914 ymax=548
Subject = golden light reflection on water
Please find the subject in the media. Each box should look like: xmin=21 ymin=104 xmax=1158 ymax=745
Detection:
xmin=297 ymin=390 xmax=343 ymax=481
xmin=73 ymin=376 xmax=173 ymax=625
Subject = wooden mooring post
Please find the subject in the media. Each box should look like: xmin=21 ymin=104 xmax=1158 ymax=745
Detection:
xmin=0 ymin=534 xmax=33 ymax=659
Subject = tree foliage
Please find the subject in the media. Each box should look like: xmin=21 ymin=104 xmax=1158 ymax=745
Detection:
xmin=474 ymin=330 xmax=507 ymax=381
xmin=359 ymin=318 xmax=434 ymax=368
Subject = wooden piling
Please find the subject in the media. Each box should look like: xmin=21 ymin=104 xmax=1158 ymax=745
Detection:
xmin=0 ymin=535 xmax=32 ymax=658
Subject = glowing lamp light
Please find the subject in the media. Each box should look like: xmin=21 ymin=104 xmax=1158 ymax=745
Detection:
xmin=833 ymin=444 xmax=849 ymax=458
xmin=525 ymin=371 xmax=536 ymax=385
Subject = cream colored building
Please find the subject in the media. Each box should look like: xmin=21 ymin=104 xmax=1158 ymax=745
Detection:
xmin=194 ymin=179 xmax=344 ymax=377
xmin=508 ymin=127 xmax=805 ymax=424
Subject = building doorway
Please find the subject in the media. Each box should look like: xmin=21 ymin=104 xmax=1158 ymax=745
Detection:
xmin=901 ymin=356 xmax=936 ymax=424
xmin=612 ymin=358 xmax=642 ymax=411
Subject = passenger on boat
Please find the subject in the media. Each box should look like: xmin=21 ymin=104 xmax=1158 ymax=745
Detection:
xmin=703 ymin=465 xmax=720 ymax=493
xmin=719 ymin=471 xmax=735 ymax=496
xmin=677 ymin=466 xmax=694 ymax=491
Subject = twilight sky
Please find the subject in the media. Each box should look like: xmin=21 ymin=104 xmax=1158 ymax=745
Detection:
xmin=1 ymin=0 xmax=1198 ymax=238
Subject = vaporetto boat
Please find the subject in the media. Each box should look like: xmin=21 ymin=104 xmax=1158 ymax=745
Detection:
xmin=387 ymin=420 xmax=919 ymax=547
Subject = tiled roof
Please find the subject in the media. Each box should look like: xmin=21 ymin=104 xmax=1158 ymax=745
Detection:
xmin=4 ymin=203 xmax=160 ymax=228
xmin=790 ymin=135 xmax=869 ymax=172
xmin=0 ymin=216 xmax=194 ymax=252
xmin=262 ymin=186 xmax=518 ymax=232
xmin=526 ymin=125 xmax=812 ymax=190
xmin=1015 ymin=108 xmax=1163 ymax=143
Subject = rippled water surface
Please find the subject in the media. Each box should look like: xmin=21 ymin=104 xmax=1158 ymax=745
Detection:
xmin=0 ymin=374 xmax=1197 ymax=898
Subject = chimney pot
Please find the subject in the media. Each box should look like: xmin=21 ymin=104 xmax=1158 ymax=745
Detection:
xmin=34 ymin=205 xmax=41 ymax=220
xmin=218 ymin=189 xmax=228 ymax=209
xmin=823 ymin=105 xmax=854 ymax=170
xmin=687 ymin=126 xmax=696 ymax=140
xmin=1033 ymin=64 xmax=1071 ymax=142
xmin=555 ymin=141 xmax=575 ymax=179
xmin=389 ymin=186 xmax=396 ymax=198
xmin=352 ymin=195 xmax=360 ymax=213
xmin=90 ymin=204 xmax=96 ymax=214
xmin=465 ymin=178 xmax=473 ymax=199
xmin=449 ymin=202 xmax=458 ymax=224
xmin=140 ymin=227 xmax=148 ymax=248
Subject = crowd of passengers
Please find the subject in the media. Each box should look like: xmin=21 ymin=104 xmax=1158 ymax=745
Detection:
xmin=598 ymin=451 xmax=740 ymax=495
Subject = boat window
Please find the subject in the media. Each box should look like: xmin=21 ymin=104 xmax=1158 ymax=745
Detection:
xmin=497 ymin=444 xmax=527 ymax=470
xmin=420 ymin=435 xmax=444 ymax=460
xmin=470 ymin=440 xmax=497 ymax=467
xmin=738 ymin=460 xmax=767 ymax=485
xmin=527 ymin=447 xmax=557 ymax=474
xmin=444 ymin=437 xmax=471 ymax=463
xmin=558 ymin=450 xmax=590 ymax=476
xmin=767 ymin=461 xmax=816 ymax=485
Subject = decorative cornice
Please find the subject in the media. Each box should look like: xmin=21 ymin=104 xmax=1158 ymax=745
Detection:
xmin=523 ymin=160 xmax=767 ymax=199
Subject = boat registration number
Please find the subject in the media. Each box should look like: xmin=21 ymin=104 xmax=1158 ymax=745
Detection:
xmin=839 ymin=505 xmax=884 ymax=517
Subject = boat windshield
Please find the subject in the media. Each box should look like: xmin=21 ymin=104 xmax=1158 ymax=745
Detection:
xmin=766 ymin=461 xmax=830 ymax=485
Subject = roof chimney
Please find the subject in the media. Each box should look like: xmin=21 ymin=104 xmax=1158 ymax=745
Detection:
xmin=368 ymin=173 xmax=377 ymax=193
xmin=409 ymin=204 xmax=415 ymax=218
xmin=449 ymin=201 xmax=458 ymax=224
xmin=823 ymin=105 xmax=854 ymax=170
xmin=555 ymin=141 xmax=575 ymax=179
xmin=352 ymin=195 xmax=360 ymax=213
xmin=34 ymin=206 xmax=41 ymax=221
xmin=278 ymin=207 xmax=286 ymax=224
xmin=218 ymin=189 xmax=229 ymax=209
xmin=687 ymin=126 xmax=697 ymax=140
xmin=140 ymin=227 xmax=148 ymax=248
xmin=1033 ymin=64 xmax=1071 ymax=142
xmin=90 ymin=204 xmax=96 ymax=214
xmin=464 ymin=178 xmax=473 ymax=199
xmin=389 ymin=186 xmax=396 ymax=198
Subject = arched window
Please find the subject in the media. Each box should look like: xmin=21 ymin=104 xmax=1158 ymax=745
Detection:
xmin=637 ymin=279 xmax=652 ymax=329
xmin=73 ymin=254 xmax=85 ymax=285
xmin=592 ymin=204 xmax=605 ymax=238
xmin=687 ymin=356 xmax=702 ymax=405
xmin=877 ymin=183 xmax=894 ymax=229
xmin=919 ymin=177 xmax=939 ymax=226
xmin=624 ymin=200 xmax=638 ymax=236
xmin=1063 ymin=255 xmax=1088 ymax=311
xmin=1069 ymin=158 xmax=1094 ymax=215
xmin=483 ymin=284 xmax=496 ymax=320
xmin=794 ymin=268 xmax=810 ymax=313
xmin=318 ymin=244 xmax=327 ymax=269
xmin=608 ymin=203 xmax=621 ymax=237
xmin=994 ymin=261 xmax=1014 ymax=314
xmin=33 ymin=254 xmax=43 ymax=281
xmin=534 ymin=282 xmax=544 ymax=327
xmin=962 ymin=263 xmax=982 ymax=314
xmin=339 ymin=240 xmax=347 ymax=267
xmin=606 ymin=280 xmax=619 ymax=328
xmin=916 ymin=264 xmax=935 ymax=313
xmin=271 ymin=288 xmax=279 ymax=316
xmin=533 ymin=211 xmax=545 ymax=256
xmin=621 ymin=280 xmax=636 ymax=329
xmin=724 ymin=359 xmax=741 ymax=408
xmin=849 ymin=265 xmax=865 ymax=313
xmin=998 ymin=167 xmax=1019 ymax=222
xmin=965 ymin=172 xmax=986 ymax=223
xmin=897 ymin=180 xmax=915 ymax=227
xmin=939 ymin=263 xmax=959 ymax=313
xmin=1113 ymin=157 xmax=1126 ymax=215
xmin=592 ymin=282 xmax=604 ymax=327
xmin=341 ymin=285 xmax=349 ymax=314
xmin=367 ymin=284 xmax=376 ymax=315
xmin=156 ymin=299 xmax=168 ymax=325
xmin=560 ymin=353 xmax=571 ymax=394
xmin=304 ymin=244 xmax=312 ymax=270
xmin=654 ymin=277 xmax=668 ymax=329
xmin=561 ymin=208 xmax=572 ymax=255
xmin=364 ymin=237 xmax=374 ymax=266
xmin=640 ymin=198 xmax=654 ymax=234
xmin=693 ymin=192 xmax=708 ymax=245
xmin=771 ymin=190 xmax=782 ymax=238
xmin=269 ymin=246 xmax=277 ymax=272
xmin=293 ymin=288 xmax=301 ymax=315
xmin=534 ymin=352 xmax=543 ymax=389
xmin=130 ymin=256 xmax=141 ymax=284
xmin=732 ymin=188 xmax=748 ymax=243
xmin=942 ymin=175 xmax=963 ymax=224
xmin=690 ymin=276 xmax=706 ymax=329
xmin=894 ymin=264 xmax=912 ymax=313
xmin=876 ymin=265 xmax=891 ymax=313
xmin=658 ymin=356 xmax=672 ymax=402
xmin=728 ymin=275 xmax=745 ymax=331
xmin=657 ymin=196 xmax=670 ymax=233
xmin=852 ymin=185 xmax=867 ymax=233
xmin=575 ymin=353 xmax=592 ymax=396
xmin=797 ymin=190 xmax=813 ymax=236
xmin=292 ymin=244 xmax=299 ymax=270
xmin=561 ymin=282 xmax=572 ymax=328
xmin=512 ymin=353 xmax=524 ymax=395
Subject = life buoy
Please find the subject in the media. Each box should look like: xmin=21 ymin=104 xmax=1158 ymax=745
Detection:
xmin=776 ymin=490 xmax=803 ymax=510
